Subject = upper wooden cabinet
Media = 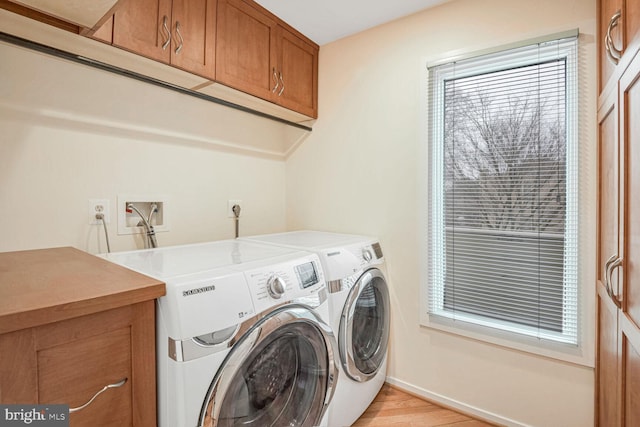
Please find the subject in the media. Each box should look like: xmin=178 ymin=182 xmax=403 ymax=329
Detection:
xmin=216 ymin=0 xmax=276 ymax=103
xmin=0 ymin=0 xmax=319 ymax=122
xmin=113 ymin=0 xmax=216 ymax=80
xmin=276 ymin=24 xmax=318 ymax=118
xmin=11 ymin=0 xmax=120 ymax=30
xmin=599 ymin=0 xmax=640 ymax=92
xmin=216 ymin=0 xmax=318 ymax=118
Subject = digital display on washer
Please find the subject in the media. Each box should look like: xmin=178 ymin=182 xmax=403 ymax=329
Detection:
xmin=295 ymin=262 xmax=319 ymax=289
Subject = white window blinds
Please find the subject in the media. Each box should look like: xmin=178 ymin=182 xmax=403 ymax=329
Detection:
xmin=426 ymin=34 xmax=578 ymax=346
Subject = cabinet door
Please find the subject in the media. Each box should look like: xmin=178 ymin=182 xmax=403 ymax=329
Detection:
xmin=624 ymin=0 xmax=640 ymax=55
xmin=170 ymin=0 xmax=216 ymax=80
xmin=600 ymin=0 xmax=623 ymax=92
xmin=113 ymin=0 xmax=172 ymax=63
xmin=91 ymin=16 xmax=114 ymax=44
xmin=0 ymin=303 xmax=157 ymax=427
xmin=216 ymin=0 xmax=277 ymax=102
xmin=597 ymin=287 xmax=621 ymax=426
xmin=620 ymin=49 xmax=640 ymax=426
xmin=597 ymin=87 xmax=622 ymax=426
xmin=620 ymin=316 xmax=640 ymax=426
xmin=276 ymin=25 xmax=318 ymax=118
xmin=38 ymin=328 xmax=133 ymax=426
xmin=622 ymin=51 xmax=640 ymax=336
xmin=598 ymin=89 xmax=621 ymax=296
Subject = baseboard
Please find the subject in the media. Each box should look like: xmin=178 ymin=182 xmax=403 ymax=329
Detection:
xmin=384 ymin=376 xmax=529 ymax=427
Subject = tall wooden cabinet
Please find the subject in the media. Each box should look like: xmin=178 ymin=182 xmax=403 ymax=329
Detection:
xmin=599 ymin=0 xmax=640 ymax=92
xmin=596 ymin=0 xmax=640 ymax=425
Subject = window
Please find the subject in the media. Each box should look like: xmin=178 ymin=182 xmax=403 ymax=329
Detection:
xmin=425 ymin=34 xmax=579 ymax=354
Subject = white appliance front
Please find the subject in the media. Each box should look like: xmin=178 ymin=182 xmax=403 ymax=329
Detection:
xmin=240 ymin=231 xmax=391 ymax=426
xmin=102 ymin=240 xmax=337 ymax=427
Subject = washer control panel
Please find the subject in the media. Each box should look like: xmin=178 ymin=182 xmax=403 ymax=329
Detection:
xmin=244 ymin=254 xmax=326 ymax=313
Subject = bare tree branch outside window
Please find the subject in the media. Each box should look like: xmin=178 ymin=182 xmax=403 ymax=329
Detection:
xmin=441 ymin=59 xmax=567 ymax=331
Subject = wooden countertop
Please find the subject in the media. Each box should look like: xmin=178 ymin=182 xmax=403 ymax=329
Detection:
xmin=0 ymin=246 xmax=165 ymax=335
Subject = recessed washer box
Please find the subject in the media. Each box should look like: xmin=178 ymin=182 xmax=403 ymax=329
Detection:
xmin=117 ymin=194 xmax=169 ymax=235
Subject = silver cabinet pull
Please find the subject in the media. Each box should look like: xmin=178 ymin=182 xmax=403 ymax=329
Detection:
xmin=271 ymin=67 xmax=279 ymax=93
xmin=69 ymin=378 xmax=128 ymax=413
xmin=175 ymin=21 xmax=184 ymax=54
xmin=603 ymin=253 xmax=618 ymax=295
xmin=278 ymin=71 xmax=285 ymax=96
xmin=605 ymin=10 xmax=623 ymax=64
xmin=606 ymin=256 xmax=623 ymax=307
xmin=161 ymin=16 xmax=171 ymax=50
xmin=605 ymin=33 xmax=615 ymax=64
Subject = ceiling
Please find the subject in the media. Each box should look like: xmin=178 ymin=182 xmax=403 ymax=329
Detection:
xmin=254 ymin=0 xmax=449 ymax=46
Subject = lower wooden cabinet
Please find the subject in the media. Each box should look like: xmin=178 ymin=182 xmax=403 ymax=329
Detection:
xmin=0 ymin=301 xmax=157 ymax=427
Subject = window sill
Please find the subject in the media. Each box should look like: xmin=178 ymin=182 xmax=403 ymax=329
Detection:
xmin=419 ymin=312 xmax=594 ymax=368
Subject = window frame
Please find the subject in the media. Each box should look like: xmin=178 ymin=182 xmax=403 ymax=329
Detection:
xmin=419 ymin=31 xmax=592 ymax=366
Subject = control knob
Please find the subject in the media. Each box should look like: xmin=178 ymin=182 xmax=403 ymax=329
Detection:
xmin=362 ymin=249 xmax=373 ymax=262
xmin=267 ymin=275 xmax=286 ymax=299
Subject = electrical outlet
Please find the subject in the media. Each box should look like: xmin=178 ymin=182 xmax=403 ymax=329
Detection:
xmin=89 ymin=199 xmax=110 ymax=224
xmin=228 ymin=200 xmax=242 ymax=218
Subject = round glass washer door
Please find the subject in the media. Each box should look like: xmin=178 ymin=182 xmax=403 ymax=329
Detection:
xmin=198 ymin=305 xmax=336 ymax=427
xmin=339 ymin=268 xmax=390 ymax=382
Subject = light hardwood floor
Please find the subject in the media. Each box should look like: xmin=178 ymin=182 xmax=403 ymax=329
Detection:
xmin=352 ymin=384 xmax=496 ymax=427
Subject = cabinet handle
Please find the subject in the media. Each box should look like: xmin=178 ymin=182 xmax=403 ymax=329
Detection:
xmin=174 ymin=21 xmax=184 ymax=55
xmin=271 ymin=68 xmax=279 ymax=93
xmin=605 ymin=29 xmax=613 ymax=64
xmin=278 ymin=71 xmax=285 ymax=96
xmin=69 ymin=378 xmax=128 ymax=413
xmin=605 ymin=34 xmax=616 ymax=65
xmin=605 ymin=256 xmax=623 ymax=308
xmin=603 ymin=253 xmax=617 ymax=294
xmin=161 ymin=16 xmax=171 ymax=51
xmin=605 ymin=10 xmax=623 ymax=64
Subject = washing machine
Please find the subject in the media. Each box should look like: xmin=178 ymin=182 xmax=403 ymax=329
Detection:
xmin=102 ymin=239 xmax=337 ymax=427
xmin=241 ymin=231 xmax=390 ymax=426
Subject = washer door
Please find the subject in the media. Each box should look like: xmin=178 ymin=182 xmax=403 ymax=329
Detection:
xmin=198 ymin=305 xmax=336 ymax=427
xmin=339 ymin=268 xmax=390 ymax=382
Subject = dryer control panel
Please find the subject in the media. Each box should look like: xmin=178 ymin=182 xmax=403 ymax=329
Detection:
xmin=244 ymin=254 xmax=326 ymax=313
xmin=321 ymin=241 xmax=384 ymax=281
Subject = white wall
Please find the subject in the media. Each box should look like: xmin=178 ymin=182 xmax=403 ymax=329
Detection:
xmin=0 ymin=1 xmax=597 ymax=423
xmin=0 ymin=42 xmax=288 ymax=253
xmin=285 ymin=0 xmax=597 ymax=425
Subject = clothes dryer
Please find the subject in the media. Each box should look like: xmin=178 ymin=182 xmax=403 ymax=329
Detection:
xmin=241 ymin=231 xmax=390 ymax=426
xmin=102 ymin=240 xmax=337 ymax=427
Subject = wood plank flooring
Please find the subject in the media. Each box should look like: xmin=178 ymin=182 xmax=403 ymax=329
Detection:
xmin=352 ymin=384 xmax=496 ymax=427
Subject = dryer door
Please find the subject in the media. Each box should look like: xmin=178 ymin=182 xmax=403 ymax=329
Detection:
xmin=198 ymin=305 xmax=337 ymax=427
xmin=339 ymin=268 xmax=390 ymax=382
